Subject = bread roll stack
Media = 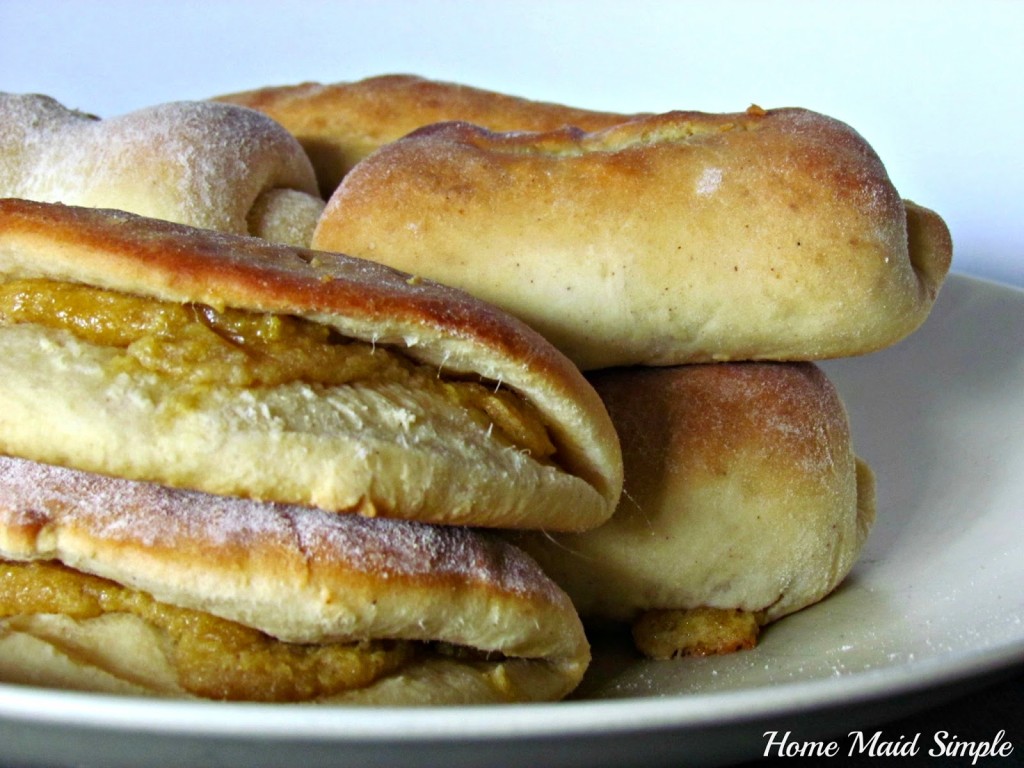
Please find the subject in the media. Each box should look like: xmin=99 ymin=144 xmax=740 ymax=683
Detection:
xmin=233 ymin=74 xmax=953 ymax=658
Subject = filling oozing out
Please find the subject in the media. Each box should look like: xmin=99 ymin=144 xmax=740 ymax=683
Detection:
xmin=630 ymin=606 xmax=765 ymax=659
xmin=0 ymin=560 xmax=511 ymax=701
xmin=0 ymin=559 xmax=416 ymax=701
xmin=0 ymin=278 xmax=556 ymax=464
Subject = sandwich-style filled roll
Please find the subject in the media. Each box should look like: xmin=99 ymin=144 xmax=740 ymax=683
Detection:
xmin=312 ymin=109 xmax=952 ymax=370
xmin=0 ymin=199 xmax=622 ymax=532
xmin=0 ymin=455 xmax=590 ymax=703
xmin=0 ymin=93 xmax=325 ymax=247
xmin=213 ymin=74 xmax=635 ymax=197
xmin=509 ymin=362 xmax=876 ymax=658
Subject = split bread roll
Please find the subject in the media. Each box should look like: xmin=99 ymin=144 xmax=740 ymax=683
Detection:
xmin=509 ymin=362 xmax=876 ymax=658
xmin=312 ymin=108 xmax=953 ymax=370
xmin=0 ymin=199 xmax=622 ymax=532
xmin=213 ymin=74 xmax=634 ymax=197
xmin=0 ymin=93 xmax=325 ymax=247
xmin=0 ymin=455 xmax=589 ymax=703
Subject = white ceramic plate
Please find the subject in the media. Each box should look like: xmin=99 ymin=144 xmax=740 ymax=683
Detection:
xmin=1 ymin=273 xmax=1022 ymax=768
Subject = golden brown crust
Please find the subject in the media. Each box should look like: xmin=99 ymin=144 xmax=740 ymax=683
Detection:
xmin=631 ymin=607 xmax=763 ymax=659
xmin=0 ymin=94 xmax=324 ymax=246
xmin=511 ymin=362 xmax=875 ymax=629
xmin=313 ymin=109 xmax=952 ymax=369
xmin=0 ymin=455 xmax=590 ymax=702
xmin=0 ymin=199 xmax=622 ymax=531
xmin=213 ymin=74 xmax=635 ymax=196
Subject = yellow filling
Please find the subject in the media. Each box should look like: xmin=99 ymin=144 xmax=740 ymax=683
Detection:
xmin=0 ymin=279 xmax=556 ymax=463
xmin=0 ymin=559 xmax=416 ymax=701
xmin=631 ymin=606 xmax=765 ymax=659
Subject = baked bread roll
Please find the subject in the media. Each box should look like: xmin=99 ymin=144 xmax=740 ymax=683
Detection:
xmin=213 ymin=74 xmax=634 ymax=196
xmin=0 ymin=455 xmax=589 ymax=703
xmin=312 ymin=109 xmax=952 ymax=369
xmin=0 ymin=93 xmax=325 ymax=247
xmin=509 ymin=362 xmax=876 ymax=657
xmin=0 ymin=199 xmax=622 ymax=532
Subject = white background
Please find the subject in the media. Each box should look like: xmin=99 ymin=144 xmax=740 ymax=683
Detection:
xmin=2 ymin=0 xmax=1021 ymax=289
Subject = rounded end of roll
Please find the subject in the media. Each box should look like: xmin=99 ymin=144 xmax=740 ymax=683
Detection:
xmin=904 ymin=199 xmax=954 ymax=302
xmin=247 ymin=187 xmax=326 ymax=248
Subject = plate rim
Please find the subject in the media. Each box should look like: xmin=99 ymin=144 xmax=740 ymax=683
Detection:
xmin=0 ymin=635 xmax=1021 ymax=742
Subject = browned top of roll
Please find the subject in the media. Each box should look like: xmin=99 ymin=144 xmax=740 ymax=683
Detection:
xmin=593 ymin=362 xmax=853 ymax=486
xmin=213 ymin=74 xmax=635 ymax=195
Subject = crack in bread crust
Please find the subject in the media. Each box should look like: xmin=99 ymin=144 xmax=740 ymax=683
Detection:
xmin=0 ymin=320 xmax=600 ymax=529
